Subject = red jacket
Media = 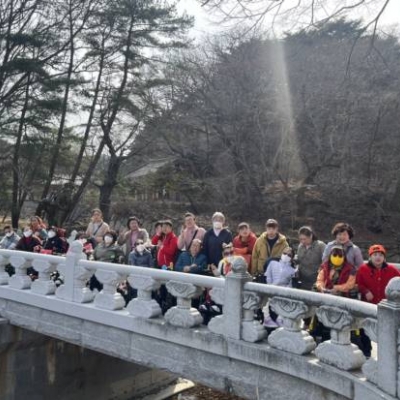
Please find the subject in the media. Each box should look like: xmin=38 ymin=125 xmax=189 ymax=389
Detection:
xmin=356 ymin=262 xmax=400 ymax=304
xmin=233 ymin=232 xmax=257 ymax=270
xmin=156 ymin=232 xmax=178 ymax=267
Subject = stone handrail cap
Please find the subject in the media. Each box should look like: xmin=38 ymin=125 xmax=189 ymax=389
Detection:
xmin=232 ymin=256 xmax=247 ymax=274
xmin=385 ymin=277 xmax=400 ymax=302
xmin=69 ymin=240 xmax=83 ymax=254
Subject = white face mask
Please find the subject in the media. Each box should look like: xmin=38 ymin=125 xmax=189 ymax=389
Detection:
xmin=5 ymin=232 xmax=12 ymax=237
xmin=136 ymin=244 xmax=145 ymax=253
xmin=24 ymin=230 xmax=32 ymax=238
xmin=281 ymin=254 xmax=291 ymax=263
xmin=48 ymin=231 xmax=56 ymax=239
xmin=213 ymin=221 xmax=223 ymax=230
xmin=104 ymin=236 xmax=113 ymax=245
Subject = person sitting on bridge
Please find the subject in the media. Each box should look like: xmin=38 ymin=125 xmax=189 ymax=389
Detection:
xmin=175 ymin=239 xmax=207 ymax=274
xmin=118 ymin=216 xmax=149 ymax=263
xmin=322 ymin=222 xmax=363 ymax=269
xmin=16 ymin=226 xmax=42 ymax=253
xmin=0 ymin=226 xmax=20 ymax=250
xmin=232 ymin=222 xmax=257 ymax=271
xmin=128 ymin=239 xmax=153 ymax=268
xmin=90 ymin=231 xmax=124 ymax=292
xmin=251 ymin=219 xmax=289 ymax=279
xmin=42 ymin=226 xmax=69 ymax=255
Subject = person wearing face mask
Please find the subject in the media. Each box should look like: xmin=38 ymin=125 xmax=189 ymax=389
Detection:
xmin=93 ymin=230 xmax=124 ymax=263
xmin=315 ymin=244 xmax=356 ymax=295
xmin=311 ymin=245 xmax=357 ymax=343
xmin=16 ymin=226 xmax=42 ymax=252
xmin=0 ymin=226 xmax=20 ymax=250
xmin=202 ymin=212 xmax=233 ymax=270
xmin=263 ymin=248 xmax=297 ymax=328
xmin=42 ymin=226 xmax=69 ymax=254
xmin=118 ymin=216 xmax=149 ymax=262
xmin=128 ymin=240 xmax=153 ymax=268
xmin=90 ymin=231 xmax=124 ymax=292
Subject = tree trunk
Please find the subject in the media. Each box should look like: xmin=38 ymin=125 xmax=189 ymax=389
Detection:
xmin=99 ymin=154 xmax=123 ymax=222
xmin=11 ymin=74 xmax=30 ymax=229
xmin=36 ymin=4 xmax=76 ymax=215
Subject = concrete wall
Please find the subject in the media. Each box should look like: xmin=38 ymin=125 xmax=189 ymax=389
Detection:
xmin=0 ymin=321 xmax=175 ymax=400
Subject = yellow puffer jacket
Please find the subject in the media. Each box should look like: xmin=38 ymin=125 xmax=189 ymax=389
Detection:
xmin=251 ymin=233 xmax=289 ymax=275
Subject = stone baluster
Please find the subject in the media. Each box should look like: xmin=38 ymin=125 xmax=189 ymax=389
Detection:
xmin=56 ymin=241 xmax=94 ymax=303
xmin=9 ymin=255 xmax=32 ymax=290
xmin=362 ymin=318 xmax=378 ymax=385
xmin=208 ymin=256 xmax=249 ymax=339
xmin=314 ymin=305 xmax=365 ymax=370
xmin=0 ymin=254 xmax=10 ymax=285
xmin=377 ymin=277 xmax=400 ymax=396
xmin=241 ymin=291 xmax=267 ymax=342
xmin=31 ymin=259 xmax=58 ymax=295
xmin=127 ymin=275 xmax=162 ymax=318
xmin=94 ymin=269 xmax=127 ymax=310
xmin=268 ymin=297 xmax=316 ymax=354
xmin=164 ymin=281 xmax=203 ymax=328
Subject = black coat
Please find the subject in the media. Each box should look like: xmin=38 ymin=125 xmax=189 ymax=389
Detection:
xmin=202 ymin=228 xmax=233 ymax=266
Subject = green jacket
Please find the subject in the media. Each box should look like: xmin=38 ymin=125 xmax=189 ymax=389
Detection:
xmin=251 ymin=232 xmax=289 ymax=275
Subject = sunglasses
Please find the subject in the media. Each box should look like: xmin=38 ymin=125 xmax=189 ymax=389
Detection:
xmin=331 ymin=250 xmax=344 ymax=257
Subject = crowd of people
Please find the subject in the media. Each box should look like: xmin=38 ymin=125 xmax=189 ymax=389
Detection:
xmin=1 ymin=209 xmax=398 ymax=356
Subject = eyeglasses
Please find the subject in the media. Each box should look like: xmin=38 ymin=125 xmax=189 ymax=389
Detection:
xmin=331 ymin=250 xmax=344 ymax=257
xmin=223 ymin=251 xmax=234 ymax=256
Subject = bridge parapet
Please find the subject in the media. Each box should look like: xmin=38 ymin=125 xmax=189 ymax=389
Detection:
xmin=0 ymin=245 xmax=399 ymax=400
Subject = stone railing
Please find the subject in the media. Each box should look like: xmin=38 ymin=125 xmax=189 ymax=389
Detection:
xmin=0 ymin=244 xmax=400 ymax=399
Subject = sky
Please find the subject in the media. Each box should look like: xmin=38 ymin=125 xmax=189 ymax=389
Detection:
xmin=176 ymin=0 xmax=400 ymax=38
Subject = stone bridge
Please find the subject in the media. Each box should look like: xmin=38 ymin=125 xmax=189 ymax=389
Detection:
xmin=0 ymin=243 xmax=399 ymax=400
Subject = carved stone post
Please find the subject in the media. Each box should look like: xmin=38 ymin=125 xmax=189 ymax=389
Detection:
xmin=127 ymin=275 xmax=162 ymax=318
xmin=56 ymin=241 xmax=94 ymax=303
xmin=377 ymin=277 xmax=400 ymax=396
xmin=164 ymin=281 xmax=203 ymax=328
xmin=208 ymin=257 xmax=249 ymax=339
xmin=241 ymin=291 xmax=267 ymax=342
xmin=94 ymin=269 xmax=127 ymax=310
xmin=31 ymin=259 xmax=58 ymax=295
xmin=362 ymin=318 xmax=378 ymax=385
xmin=9 ymin=255 xmax=32 ymax=290
xmin=0 ymin=254 xmax=10 ymax=285
xmin=314 ymin=305 xmax=365 ymax=370
xmin=268 ymin=297 xmax=316 ymax=354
